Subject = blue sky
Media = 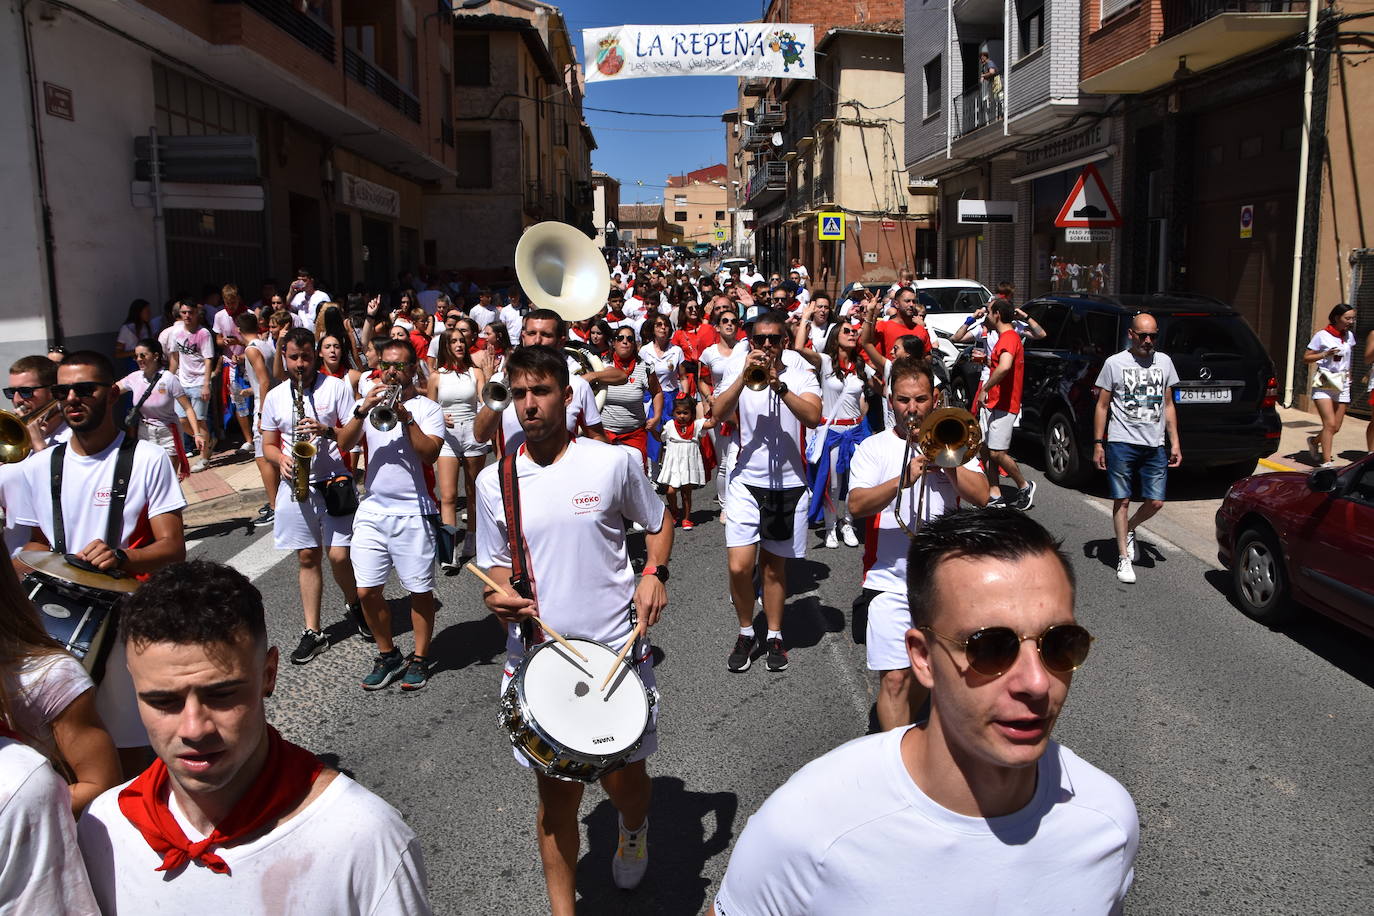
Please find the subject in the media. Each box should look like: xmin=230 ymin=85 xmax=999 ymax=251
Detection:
xmin=561 ymin=1 xmax=762 ymax=204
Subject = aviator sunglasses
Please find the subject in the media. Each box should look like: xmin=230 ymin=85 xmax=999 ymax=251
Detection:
xmin=919 ymin=624 xmax=1094 ymax=678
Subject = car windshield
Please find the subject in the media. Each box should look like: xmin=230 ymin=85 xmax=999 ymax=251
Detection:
xmin=1159 ymin=314 xmax=1267 ymax=363
xmin=920 ymin=287 xmax=989 ymax=312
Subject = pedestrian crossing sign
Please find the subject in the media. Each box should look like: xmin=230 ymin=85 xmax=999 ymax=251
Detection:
xmin=818 ymin=211 xmax=845 ymax=241
xmin=714 ymin=228 xmax=727 ymax=241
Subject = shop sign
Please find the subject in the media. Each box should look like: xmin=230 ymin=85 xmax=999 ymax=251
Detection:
xmin=1065 ymin=228 xmax=1112 ymax=243
xmin=1023 ymin=123 xmax=1106 ymax=170
xmin=880 ymin=219 xmax=897 ymax=231
xmin=1239 ymin=204 xmax=1254 ymax=239
xmin=339 ymin=172 xmax=400 ymax=218
xmin=957 ymin=200 xmax=1017 ymax=224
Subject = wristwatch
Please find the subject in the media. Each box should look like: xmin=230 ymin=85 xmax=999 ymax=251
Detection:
xmin=112 ymin=548 xmax=128 ymax=569
xmin=770 ymin=380 xmax=789 ymax=397
xmin=352 ymin=405 xmax=367 ymax=420
xmin=642 ymin=564 xmax=670 ymax=583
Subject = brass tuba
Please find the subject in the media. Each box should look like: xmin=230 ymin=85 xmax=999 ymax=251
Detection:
xmin=565 ymin=346 xmax=608 ymax=409
xmin=0 ymin=402 xmax=61 ymax=464
xmin=893 ymin=406 xmax=981 ymax=537
xmin=514 ymin=222 xmax=610 ymax=323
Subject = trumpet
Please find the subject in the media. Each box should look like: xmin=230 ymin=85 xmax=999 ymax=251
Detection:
xmin=892 ymin=406 xmax=981 ymax=537
xmin=0 ymin=401 xmax=62 ymax=464
xmin=368 ymin=385 xmax=403 ymax=431
xmin=481 ymin=374 xmax=511 ymax=412
xmin=742 ymin=363 xmax=771 ymax=391
xmin=289 ymin=374 xmax=316 ymax=503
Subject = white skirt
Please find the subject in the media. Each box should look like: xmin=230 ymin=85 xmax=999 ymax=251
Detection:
xmin=656 ymin=440 xmax=706 ymax=488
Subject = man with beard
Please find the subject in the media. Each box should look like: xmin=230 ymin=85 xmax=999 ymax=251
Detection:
xmin=12 ymin=351 xmax=186 ymax=777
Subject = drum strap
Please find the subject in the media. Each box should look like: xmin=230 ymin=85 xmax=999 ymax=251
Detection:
xmin=498 ymin=452 xmax=542 ymax=648
xmin=49 ymin=435 xmax=139 ymax=555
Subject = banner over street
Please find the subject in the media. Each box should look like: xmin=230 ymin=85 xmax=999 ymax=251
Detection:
xmin=583 ymin=24 xmax=814 ymax=83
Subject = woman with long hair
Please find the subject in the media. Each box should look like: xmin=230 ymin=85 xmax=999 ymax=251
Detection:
xmin=113 ymin=338 xmax=205 ymax=480
xmin=794 ymin=307 xmax=873 ymax=549
xmin=318 ymin=334 xmax=361 ymax=394
xmin=639 ymin=314 xmax=683 ymax=468
xmin=476 ymin=321 xmax=511 ymax=379
xmin=1304 ymin=303 xmax=1358 ymax=468
xmin=585 ymin=319 xmax=614 ymax=361
xmin=426 ymin=327 xmax=491 ymax=567
xmin=672 ymin=297 xmax=717 ymax=407
xmin=0 ymin=558 xmax=120 ymax=814
xmin=601 ymin=324 xmax=662 ymax=473
xmin=317 ymin=302 xmax=363 ymax=369
xmin=114 ymin=299 xmax=155 ymax=371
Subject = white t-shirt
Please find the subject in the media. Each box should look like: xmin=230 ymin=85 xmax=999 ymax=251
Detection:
xmin=120 ymin=369 xmax=186 ymax=431
xmin=116 ymin=322 xmax=147 ymax=355
xmin=639 ymin=343 xmax=684 ymax=394
xmin=848 ymin=430 xmax=980 ymax=593
xmin=259 ymin=374 xmax=357 ymax=483
xmin=475 ymin=439 xmax=665 ymax=657
xmin=719 ymin=357 xmax=821 ymax=489
xmin=12 ymin=433 xmax=185 ymax=552
xmin=0 ymin=738 xmax=99 ymax=915
xmin=816 ymin=354 xmax=868 ymax=422
xmin=1306 ymin=328 xmax=1355 ymax=395
xmin=714 ymin=728 xmax=1138 ymax=916
xmin=243 ymin=338 xmax=275 ymax=399
xmin=3 ymin=652 xmax=93 ymax=762
xmin=358 ymin=396 xmax=445 ymax=517
xmin=499 ymin=375 xmax=603 ymax=453
xmin=467 ymin=304 xmax=499 ymax=331
xmin=498 ymin=305 xmax=525 ymax=342
xmin=289 ymin=289 xmax=330 ymax=325
xmin=168 ymin=326 xmax=215 ymax=390
xmin=699 ymin=343 xmax=737 ymax=390
xmin=78 ymin=772 xmax=431 ymax=915
xmin=211 ymin=308 xmax=245 ymax=364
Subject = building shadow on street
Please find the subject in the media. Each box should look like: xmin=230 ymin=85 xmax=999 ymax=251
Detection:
xmin=575 ymin=776 xmax=738 ymax=916
xmin=1201 ymin=569 xmax=1374 ymax=688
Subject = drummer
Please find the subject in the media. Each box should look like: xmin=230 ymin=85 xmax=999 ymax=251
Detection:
xmin=474 ymin=345 xmax=673 ymax=914
xmin=10 ymin=350 xmax=187 ymax=778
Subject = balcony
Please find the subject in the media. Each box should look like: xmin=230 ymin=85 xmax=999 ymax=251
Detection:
xmin=952 ymin=85 xmax=1003 ymax=139
xmin=756 ymin=101 xmax=787 ymax=128
xmin=214 ymin=0 xmax=336 ymax=63
xmin=1081 ymin=0 xmax=1308 ymax=94
xmin=343 ymin=48 xmax=421 ymax=123
xmin=742 ymin=77 xmax=770 ymax=96
xmin=745 ymin=160 xmax=788 ymax=206
xmin=742 ymin=125 xmax=775 ymax=152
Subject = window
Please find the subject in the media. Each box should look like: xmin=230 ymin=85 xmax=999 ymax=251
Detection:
xmin=455 ymin=130 xmax=492 ymax=188
xmin=1058 ymin=309 xmax=1118 ymax=356
xmin=1025 ymin=302 xmax=1069 ymax=347
xmin=455 ymin=35 xmax=490 ymax=86
xmin=1100 ymin=0 xmax=1136 ymax=20
xmin=401 ymin=33 xmax=418 ymax=93
xmin=715 ymin=210 xmax=726 ymax=220
xmin=154 ymin=64 xmax=257 ymax=138
xmin=344 ymin=25 xmax=376 ymax=61
xmin=674 ymin=195 xmax=686 ymax=206
xmin=924 ymin=56 xmax=942 ymax=118
xmin=674 ymin=211 xmax=688 ymax=222
xmin=1019 ymin=0 xmax=1044 ymax=57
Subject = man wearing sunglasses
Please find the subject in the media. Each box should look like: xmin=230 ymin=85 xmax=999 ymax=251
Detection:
xmin=712 ymin=311 xmax=822 ymax=673
xmin=712 ymin=509 xmax=1137 ymax=915
xmin=1092 ymin=312 xmax=1181 ymax=584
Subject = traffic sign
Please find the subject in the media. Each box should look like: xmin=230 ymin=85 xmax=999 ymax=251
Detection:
xmin=714 ymin=228 xmax=727 ymax=241
xmin=880 ymin=219 xmax=897 ymax=231
xmin=1065 ymin=228 xmax=1112 ymax=243
xmin=1239 ymin=204 xmax=1253 ymax=239
xmin=1053 ymin=164 xmax=1121 ymax=228
xmin=818 ymin=211 xmax=845 ymax=241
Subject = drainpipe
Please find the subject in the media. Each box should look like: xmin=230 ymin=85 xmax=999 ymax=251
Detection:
xmin=1003 ymin=0 xmax=1011 ymax=137
xmin=1283 ymin=0 xmax=1321 ymax=406
xmin=18 ymin=0 xmax=64 ymax=343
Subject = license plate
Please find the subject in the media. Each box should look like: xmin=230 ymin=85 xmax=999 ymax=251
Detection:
xmin=1175 ymin=387 xmax=1232 ymax=404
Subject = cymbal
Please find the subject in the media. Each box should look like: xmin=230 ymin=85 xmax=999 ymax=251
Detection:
xmin=17 ymin=550 xmax=141 ymax=594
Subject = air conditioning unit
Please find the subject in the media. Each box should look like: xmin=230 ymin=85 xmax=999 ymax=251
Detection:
xmin=907 ymin=176 xmax=938 ymax=194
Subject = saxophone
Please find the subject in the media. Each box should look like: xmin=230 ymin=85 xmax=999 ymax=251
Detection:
xmin=289 ymin=371 xmax=317 ymax=503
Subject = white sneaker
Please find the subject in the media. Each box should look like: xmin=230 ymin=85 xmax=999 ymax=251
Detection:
xmin=237 ymin=442 xmax=253 ymax=454
xmin=191 ymin=458 xmax=208 ymax=473
xmin=839 ymin=521 xmax=858 ymax=547
xmin=611 ymin=817 xmax=649 ymax=890
xmin=1116 ymin=556 xmax=1136 ymax=584
xmin=824 ymin=527 xmax=839 ymax=549
xmin=1125 ymin=530 xmax=1138 ymax=563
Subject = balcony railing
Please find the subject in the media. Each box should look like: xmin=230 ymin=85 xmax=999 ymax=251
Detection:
xmin=745 ymin=160 xmax=788 ymax=203
xmin=756 ymin=101 xmax=787 ymax=128
xmin=214 ymin=0 xmax=335 ymax=62
xmin=1161 ymin=0 xmax=1306 ymax=40
xmin=343 ymin=47 xmax=421 ymax=123
xmin=742 ymin=77 xmax=770 ymax=96
xmin=953 ymin=85 xmax=1003 ymax=138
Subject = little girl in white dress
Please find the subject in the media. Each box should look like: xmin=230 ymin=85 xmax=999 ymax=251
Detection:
xmin=655 ymin=397 xmax=715 ymax=529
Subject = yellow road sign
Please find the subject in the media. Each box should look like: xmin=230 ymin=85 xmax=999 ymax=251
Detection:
xmin=818 ymin=211 xmax=845 ymax=241
xmin=714 ymin=228 xmax=727 ymax=241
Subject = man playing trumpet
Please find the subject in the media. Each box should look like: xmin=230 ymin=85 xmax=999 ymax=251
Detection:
xmin=849 ymin=357 xmax=988 ymax=730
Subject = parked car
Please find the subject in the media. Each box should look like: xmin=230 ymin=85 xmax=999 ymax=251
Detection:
xmin=641 ymin=246 xmax=661 ymax=262
xmin=1006 ymin=293 xmax=1281 ymax=485
xmin=692 ymin=243 xmax=714 ymax=258
xmin=1216 ymin=456 xmax=1374 ymax=637
xmin=840 ymin=279 xmax=990 ymax=371
xmin=719 ymin=257 xmax=751 ymax=275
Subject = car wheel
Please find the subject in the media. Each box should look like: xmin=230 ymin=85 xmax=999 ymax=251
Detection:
xmin=1231 ymin=527 xmax=1297 ymax=626
xmin=1043 ymin=412 xmax=1084 ymax=486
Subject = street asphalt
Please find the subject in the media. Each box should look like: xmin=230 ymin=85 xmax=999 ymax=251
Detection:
xmin=185 ymin=462 xmax=1374 ymax=915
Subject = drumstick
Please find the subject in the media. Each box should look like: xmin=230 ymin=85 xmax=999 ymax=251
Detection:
xmin=464 ymin=562 xmax=588 ymax=662
xmin=600 ymin=619 xmax=646 ymax=692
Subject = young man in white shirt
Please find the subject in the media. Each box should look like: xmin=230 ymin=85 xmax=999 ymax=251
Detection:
xmin=167 ymin=300 xmax=216 ymax=471
xmin=712 ymin=311 xmax=822 ymax=673
xmin=712 ymin=510 xmax=1138 ymax=915
xmin=336 ymin=339 xmax=445 ymax=691
xmin=259 ymin=329 xmax=362 ymax=665
xmin=475 ymin=345 xmax=673 ymax=915
xmin=13 ymin=351 xmax=187 ymax=777
xmin=287 ymin=268 xmax=330 ymax=326
xmin=77 ymin=560 xmax=431 ymax=914
xmin=848 ymin=358 xmax=988 ymax=731
xmin=467 ymin=288 xmax=500 ymax=332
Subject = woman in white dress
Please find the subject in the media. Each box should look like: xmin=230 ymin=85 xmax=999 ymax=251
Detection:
xmin=426 ymin=326 xmax=490 ymax=566
xmin=113 ymin=339 xmax=205 ymax=480
xmin=656 ymin=396 xmax=714 ymax=529
xmin=1303 ymin=303 xmax=1357 ymax=467
xmin=639 ymin=314 xmax=684 ymax=469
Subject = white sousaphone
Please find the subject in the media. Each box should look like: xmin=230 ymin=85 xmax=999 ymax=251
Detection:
xmin=514 ymin=221 xmax=610 ymax=409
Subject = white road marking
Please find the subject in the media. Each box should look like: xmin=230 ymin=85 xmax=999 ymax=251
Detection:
xmin=218 ymin=528 xmax=287 ymax=581
xmin=1081 ymin=498 xmax=1182 ymax=555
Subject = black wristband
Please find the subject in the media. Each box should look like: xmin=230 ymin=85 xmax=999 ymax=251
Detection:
xmin=352 ymin=405 xmax=367 ymax=420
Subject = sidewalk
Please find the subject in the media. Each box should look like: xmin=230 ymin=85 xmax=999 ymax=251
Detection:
xmin=181 ymin=450 xmax=268 ymax=527
xmin=1255 ymin=405 xmax=1370 ymax=472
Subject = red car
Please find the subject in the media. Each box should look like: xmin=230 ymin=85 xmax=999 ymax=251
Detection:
xmin=1215 ymin=455 xmax=1374 ymax=637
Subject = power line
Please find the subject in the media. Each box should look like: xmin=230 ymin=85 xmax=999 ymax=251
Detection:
xmin=585 ymin=104 xmax=726 ymax=119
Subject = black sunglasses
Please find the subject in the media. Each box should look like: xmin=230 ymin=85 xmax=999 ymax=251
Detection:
xmin=752 ymin=333 xmax=784 ymax=346
xmin=4 ymin=385 xmax=48 ymax=399
xmin=920 ymin=624 xmax=1093 ymax=678
xmin=1133 ymin=331 xmax=1158 ymax=340
xmin=51 ymin=382 xmax=108 ymax=400
xmin=614 ymin=334 xmax=637 ymax=342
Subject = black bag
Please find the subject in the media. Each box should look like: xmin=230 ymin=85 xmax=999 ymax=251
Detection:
xmin=321 ymin=475 xmax=358 ymax=517
xmin=744 ymin=484 xmax=808 ymax=541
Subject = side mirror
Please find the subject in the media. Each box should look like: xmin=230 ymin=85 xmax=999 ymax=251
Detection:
xmin=1308 ymin=467 xmax=1339 ymax=493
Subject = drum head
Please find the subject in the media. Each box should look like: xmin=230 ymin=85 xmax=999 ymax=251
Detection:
xmin=523 ymin=638 xmax=649 ymax=757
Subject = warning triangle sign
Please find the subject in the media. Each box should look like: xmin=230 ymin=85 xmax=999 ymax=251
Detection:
xmin=1054 ymin=164 xmax=1122 ymax=228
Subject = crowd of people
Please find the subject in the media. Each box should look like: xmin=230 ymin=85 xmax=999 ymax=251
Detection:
xmin=26 ymin=242 xmax=1374 ymax=913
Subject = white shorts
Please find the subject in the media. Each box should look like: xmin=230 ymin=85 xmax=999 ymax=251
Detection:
xmin=865 ymin=589 xmax=914 ymax=672
xmin=723 ymin=476 xmax=809 ymax=559
xmin=980 ymin=407 xmax=1017 ymax=451
xmin=439 ymin=417 xmax=492 ymax=459
xmin=351 ymin=510 xmax=437 ymax=593
xmin=271 ymin=483 xmax=354 ymax=550
xmin=96 ymin=640 xmax=149 ymax=749
xmin=1310 ymin=388 xmax=1351 ymax=403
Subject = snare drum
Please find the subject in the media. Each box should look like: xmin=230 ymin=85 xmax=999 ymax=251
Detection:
xmin=499 ymin=636 xmax=655 ymax=784
xmin=26 ymin=572 xmax=121 ymax=676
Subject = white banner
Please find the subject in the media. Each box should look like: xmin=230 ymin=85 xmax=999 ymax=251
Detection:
xmin=583 ymin=24 xmax=814 ymax=83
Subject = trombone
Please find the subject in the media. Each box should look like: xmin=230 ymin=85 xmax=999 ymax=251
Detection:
xmin=893 ymin=406 xmax=981 ymax=537
xmin=0 ymin=401 xmax=62 ymax=464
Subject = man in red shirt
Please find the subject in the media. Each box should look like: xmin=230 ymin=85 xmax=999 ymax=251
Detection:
xmin=870 ymin=287 xmax=931 ymax=358
xmin=975 ymin=299 xmax=1034 ymax=509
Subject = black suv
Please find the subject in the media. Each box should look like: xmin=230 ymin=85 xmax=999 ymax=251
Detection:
xmin=957 ymin=293 xmax=1282 ymax=485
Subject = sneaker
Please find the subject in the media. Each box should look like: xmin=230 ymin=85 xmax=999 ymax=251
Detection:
xmin=348 ymin=602 xmax=374 ymax=643
xmin=1307 ymin=435 xmax=1320 ymax=462
xmin=824 ymin=527 xmax=839 ymax=549
xmin=289 ymin=628 xmax=328 ymax=665
xmin=1013 ymin=480 xmax=1037 ymax=511
xmin=681 ymin=519 xmax=695 ymax=530
xmin=255 ymin=506 xmax=275 ymax=526
xmin=399 ymin=655 xmax=430 ymax=691
xmin=727 ymin=634 xmax=757 ymax=672
xmin=362 ymin=650 xmax=407 ymax=690
xmin=255 ymin=503 xmax=272 ymax=521
xmin=839 ymin=521 xmax=858 ymax=547
xmin=1125 ymin=530 xmax=1138 ymax=563
xmin=238 ymin=442 xmax=253 ymax=454
xmin=191 ymin=458 xmax=208 ymax=473
xmin=986 ymin=494 xmax=1007 ymax=509
xmin=612 ymin=818 xmax=649 ymax=890
xmin=1320 ymin=460 xmax=1337 ymax=469
xmin=765 ymin=638 xmax=789 ymax=672
xmin=1116 ymin=556 xmax=1136 ymax=584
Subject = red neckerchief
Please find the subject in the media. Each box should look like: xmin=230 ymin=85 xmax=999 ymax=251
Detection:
xmin=673 ymin=417 xmax=696 ymax=440
xmin=608 ymin=308 xmax=626 ymax=322
xmin=1325 ymin=324 xmax=1346 ymax=339
xmin=613 ymin=352 xmax=637 ymax=373
xmin=117 ymin=726 xmax=322 ymax=876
